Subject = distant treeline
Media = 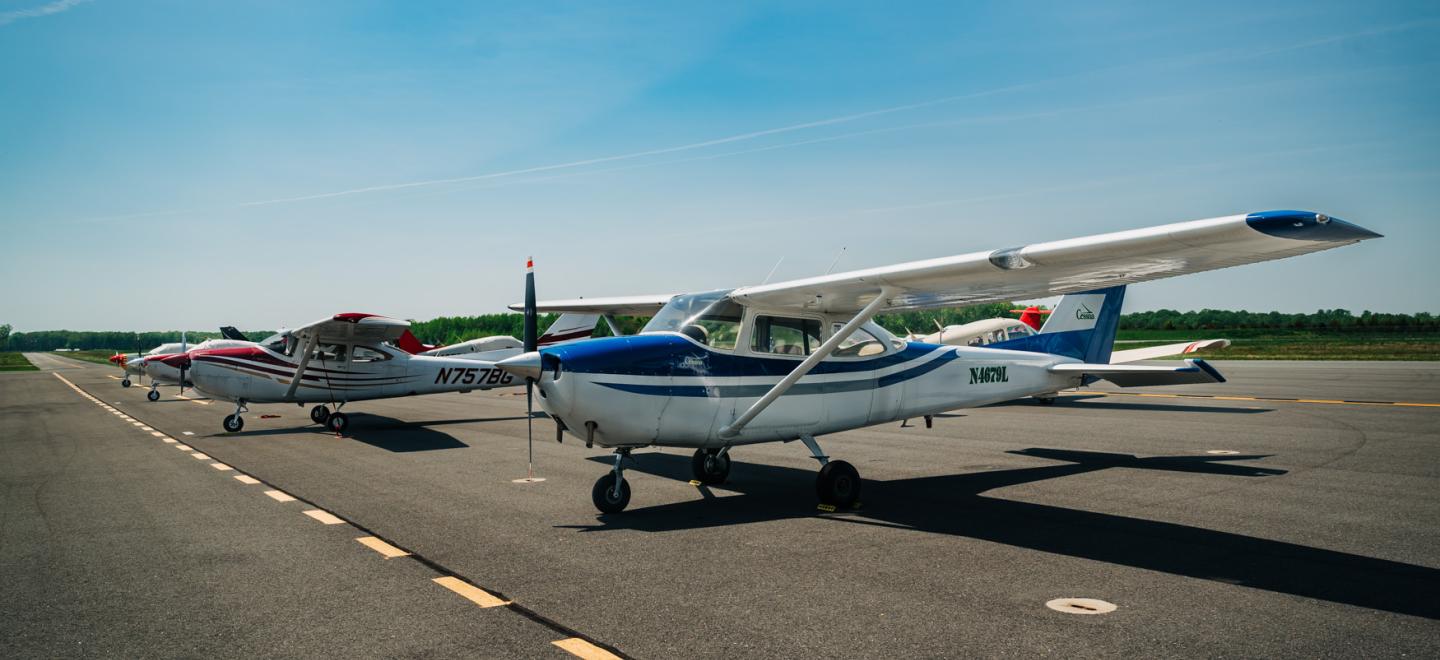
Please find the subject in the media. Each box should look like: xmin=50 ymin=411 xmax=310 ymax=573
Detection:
xmin=3 ymin=307 xmax=1435 ymax=352
xmin=1118 ymin=309 xmax=1438 ymax=332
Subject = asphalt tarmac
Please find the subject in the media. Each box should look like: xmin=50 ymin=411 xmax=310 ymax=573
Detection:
xmin=3 ymin=357 xmax=1438 ymax=658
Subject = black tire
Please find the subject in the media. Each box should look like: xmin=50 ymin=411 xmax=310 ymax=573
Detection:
xmin=223 ymin=414 xmax=244 ymax=433
xmin=690 ymin=448 xmax=730 ymax=485
xmin=816 ymin=460 xmax=861 ymax=508
xmin=327 ymin=412 xmax=349 ymax=434
xmin=121 ymin=379 xmax=131 ymax=388
xmin=591 ymin=473 xmax=631 ymax=513
xmin=147 ymin=390 xmax=160 ymax=402
xmin=310 ymin=405 xmax=330 ymax=425
xmin=1034 ymin=396 xmax=1057 ymax=406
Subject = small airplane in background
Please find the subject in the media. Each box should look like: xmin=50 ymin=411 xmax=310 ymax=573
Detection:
xmin=495 ymin=210 xmax=1379 ymax=513
xmin=109 ymin=329 xmax=253 ymax=396
xmin=173 ymin=310 xmax=598 ymax=434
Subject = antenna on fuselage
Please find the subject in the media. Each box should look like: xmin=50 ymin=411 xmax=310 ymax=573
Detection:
xmin=824 ymin=247 xmax=847 ymax=275
xmin=761 ymin=256 xmax=785 ymax=284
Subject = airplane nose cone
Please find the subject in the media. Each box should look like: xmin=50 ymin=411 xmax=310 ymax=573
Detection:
xmin=158 ymin=353 xmax=191 ymax=369
xmin=495 ymin=351 xmax=543 ymax=380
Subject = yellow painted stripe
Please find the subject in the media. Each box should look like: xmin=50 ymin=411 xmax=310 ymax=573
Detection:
xmin=234 ymin=475 xmax=261 ymax=485
xmin=1092 ymin=391 xmax=1439 ymax=408
xmin=552 ymin=638 xmax=622 ymax=660
xmin=107 ymin=375 xmax=120 ymax=380
xmin=264 ymin=490 xmax=295 ymax=502
xmin=355 ymin=536 xmax=410 ymax=559
xmin=191 ymin=453 xmax=211 ymax=460
xmin=432 ymin=576 xmax=508 ymax=608
xmin=1396 ymin=402 xmax=1440 ymax=407
xmin=302 ymin=509 xmax=346 ymax=525
xmin=210 ymin=463 xmax=232 ymax=471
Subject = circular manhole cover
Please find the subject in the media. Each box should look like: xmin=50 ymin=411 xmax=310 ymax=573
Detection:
xmin=1045 ymin=598 xmax=1117 ymax=615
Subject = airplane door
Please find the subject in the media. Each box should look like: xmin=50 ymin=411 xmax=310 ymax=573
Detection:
xmin=743 ymin=315 xmax=823 ymax=436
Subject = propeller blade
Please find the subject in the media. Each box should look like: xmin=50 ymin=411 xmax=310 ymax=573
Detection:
xmin=518 ymin=256 xmax=541 ymax=483
xmin=523 ymin=256 xmax=537 ymax=352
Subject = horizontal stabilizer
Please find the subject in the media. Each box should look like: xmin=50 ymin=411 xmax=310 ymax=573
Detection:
xmin=1110 ymin=339 xmax=1231 ymax=364
xmin=1049 ymin=359 xmax=1225 ymax=387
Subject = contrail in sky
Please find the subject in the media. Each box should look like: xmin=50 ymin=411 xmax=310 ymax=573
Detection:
xmin=0 ymin=0 xmax=91 ymax=27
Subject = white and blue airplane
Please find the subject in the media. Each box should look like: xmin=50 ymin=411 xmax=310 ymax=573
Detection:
xmin=496 ymin=210 xmax=1380 ymax=513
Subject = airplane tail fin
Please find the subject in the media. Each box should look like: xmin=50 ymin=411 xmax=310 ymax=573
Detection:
xmin=992 ymin=286 xmax=1126 ymax=362
xmin=394 ymin=329 xmax=436 ymax=355
xmin=537 ymin=313 xmax=600 ymax=346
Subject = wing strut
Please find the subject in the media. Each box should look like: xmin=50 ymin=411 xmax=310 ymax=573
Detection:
xmin=283 ymin=333 xmax=320 ymax=401
xmin=719 ymin=288 xmax=894 ymax=439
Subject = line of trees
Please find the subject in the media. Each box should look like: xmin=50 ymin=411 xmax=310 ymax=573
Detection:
xmin=3 ymin=308 xmax=1435 ymax=353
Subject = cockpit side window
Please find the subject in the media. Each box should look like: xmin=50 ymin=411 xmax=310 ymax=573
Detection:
xmin=314 ymin=343 xmax=347 ymax=363
xmin=641 ymin=290 xmax=742 ymax=351
xmin=752 ymin=316 xmax=822 ymax=356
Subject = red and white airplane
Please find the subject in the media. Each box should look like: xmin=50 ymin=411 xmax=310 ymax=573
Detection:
xmin=172 ymin=311 xmax=596 ymax=434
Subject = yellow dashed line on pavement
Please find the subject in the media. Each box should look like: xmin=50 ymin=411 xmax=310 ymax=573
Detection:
xmin=264 ymin=490 xmax=296 ymax=502
xmin=302 ymin=509 xmax=346 ymax=525
xmin=356 ymin=536 xmax=410 ymax=559
xmin=432 ymin=576 xmax=509 ymax=608
xmin=234 ymin=475 xmax=261 ymax=485
xmin=211 ymin=463 xmax=233 ymax=471
xmin=552 ymin=638 xmax=623 ymax=660
xmin=1085 ymin=391 xmax=1438 ymax=408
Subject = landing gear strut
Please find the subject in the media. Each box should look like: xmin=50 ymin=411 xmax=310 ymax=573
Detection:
xmin=800 ymin=434 xmax=861 ymax=508
xmin=592 ymin=449 xmax=632 ymax=513
xmin=223 ymin=399 xmax=248 ymax=433
xmin=690 ymin=447 xmax=730 ymax=485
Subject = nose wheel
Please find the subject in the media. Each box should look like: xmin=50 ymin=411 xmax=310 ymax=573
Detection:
xmin=223 ymin=399 xmax=248 ymax=433
xmin=591 ymin=449 xmax=632 ymax=513
xmin=690 ymin=447 xmax=730 ymax=485
xmin=147 ymin=385 xmax=161 ymax=402
xmin=310 ymin=405 xmax=331 ymax=425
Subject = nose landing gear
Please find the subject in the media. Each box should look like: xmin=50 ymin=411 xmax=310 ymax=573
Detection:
xmin=147 ymin=384 xmax=161 ymax=402
xmin=223 ymin=399 xmax=248 ymax=433
xmin=591 ymin=449 xmax=633 ymax=513
xmin=121 ymin=378 xmax=131 ymax=388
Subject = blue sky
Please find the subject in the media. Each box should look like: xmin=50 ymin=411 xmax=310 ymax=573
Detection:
xmin=1 ymin=1 xmax=1436 ymax=331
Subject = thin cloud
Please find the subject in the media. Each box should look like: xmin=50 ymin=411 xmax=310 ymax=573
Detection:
xmin=0 ymin=0 xmax=92 ymax=27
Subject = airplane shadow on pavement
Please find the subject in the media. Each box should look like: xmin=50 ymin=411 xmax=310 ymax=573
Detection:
xmin=566 ymin=448 xmax=1439 ymax=620
xmin=218 ymin=414 xmax=499 ymax=452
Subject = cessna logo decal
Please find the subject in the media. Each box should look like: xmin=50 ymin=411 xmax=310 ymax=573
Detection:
xmin=1075 ymin=303 xmax=1096 ymax=320
xmin=969 ymin=366 xmax=1008 ymax=384
xmin=435 ymin=367 xmax=513 ymax=386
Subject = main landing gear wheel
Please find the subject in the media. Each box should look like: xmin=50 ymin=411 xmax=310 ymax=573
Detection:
xmin=690 ymin=448 xmax=730 ymax=485
xmin=310 ymin=405 xmax=331 ymax=425
xmin=147 ymin=390 xmax=160 ymax=402
xmin=121 ymin=379 xmax=131 ymax=388
xmin=326 ymin=412 xmax=349 ymax=434
xmin=1033 ymin=395 xmax=1057 ymax=405
xmin=592 ymin=473 xmax=631 ymax=514
xmin=223 ymin=414 xmax=244 ymax=433
xmin=816 ymin=460 xmax=861 ymax=508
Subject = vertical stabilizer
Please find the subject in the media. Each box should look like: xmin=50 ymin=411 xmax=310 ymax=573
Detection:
xmin=990 ymin=286 xmax=1126 ymax=361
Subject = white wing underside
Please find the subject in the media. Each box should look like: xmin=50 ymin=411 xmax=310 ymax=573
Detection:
xmin=731 ymin=214 xmax=1372 ymax=314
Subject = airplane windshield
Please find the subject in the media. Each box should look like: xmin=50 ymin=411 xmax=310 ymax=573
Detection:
xmin=641 ymin=290 xmax=742 ymax=349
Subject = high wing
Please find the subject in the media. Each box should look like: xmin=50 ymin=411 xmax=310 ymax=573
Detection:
xmin=1110 ymin=339 xmax=1231 ymax=364
xmin=730 ymin=211 xmax=1380 ymax=314
xmin=509 ymin=294 xmax=676 ymax=317
xmin=290 ymin=313 xmax=411 ymax=344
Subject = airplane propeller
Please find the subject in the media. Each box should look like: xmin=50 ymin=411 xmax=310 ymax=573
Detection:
xmin=517 ymin=256 xmax=542 ymax=483
xmin=179 ymin=331 xmax=188 ymax=395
